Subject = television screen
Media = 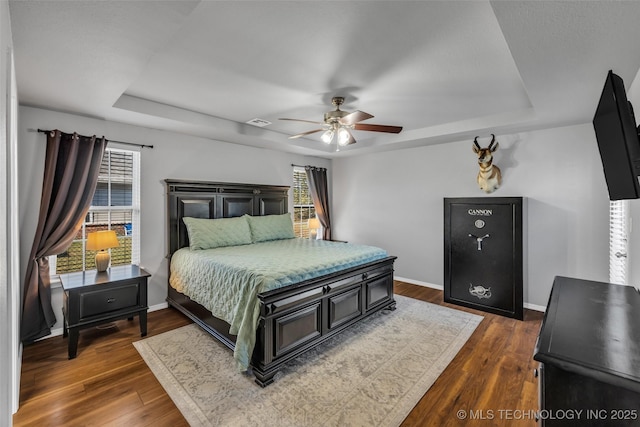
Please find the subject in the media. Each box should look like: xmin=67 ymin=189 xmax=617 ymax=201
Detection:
xmin=592 ymin=70 xmax=640 ymax=200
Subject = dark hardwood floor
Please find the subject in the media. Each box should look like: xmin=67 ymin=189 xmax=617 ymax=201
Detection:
xmin=13 ymin=281 xmax=544 ymax=426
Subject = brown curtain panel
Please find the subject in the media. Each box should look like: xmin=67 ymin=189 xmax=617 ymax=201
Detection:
xmin=305 ymin=166 xmax=332 ymax=241
xmin=21 ymin=130 xmax=107 ymax=344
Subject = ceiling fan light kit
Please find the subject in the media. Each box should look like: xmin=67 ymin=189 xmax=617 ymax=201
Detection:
xmin=280 ymin=96 xmax=403 ymax=148
xmin=338 ymin=128 xmax=351 ymax=145
xmin=321 ymin=129 xmax=334 ymax=144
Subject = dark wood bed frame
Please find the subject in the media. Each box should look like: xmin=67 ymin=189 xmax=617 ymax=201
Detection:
xmin=165 ymin=179 xmax=397 ymax=386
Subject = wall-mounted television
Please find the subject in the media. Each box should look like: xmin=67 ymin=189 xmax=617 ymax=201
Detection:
xmin=592 ymin=70 xmax=640 ymax=200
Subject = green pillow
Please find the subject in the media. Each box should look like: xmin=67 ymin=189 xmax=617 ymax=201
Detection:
xmin=244 ymin=213 xmax=296 ymax=243
xmin=182 ymin=216 xmax=252 ymax=250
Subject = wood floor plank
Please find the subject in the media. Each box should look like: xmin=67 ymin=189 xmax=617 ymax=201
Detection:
xmin=14 ymin=282 xmax=543 ymax=426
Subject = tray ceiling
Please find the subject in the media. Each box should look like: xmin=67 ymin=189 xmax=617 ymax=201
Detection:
xmin=10 ymin=1 xmax=640 ymax=157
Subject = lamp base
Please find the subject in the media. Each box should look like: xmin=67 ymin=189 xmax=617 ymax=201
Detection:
xmin=309 ymin=229 xmax=318 ymax=240
xmin=95 ymin=250 xmax=111 ymax=272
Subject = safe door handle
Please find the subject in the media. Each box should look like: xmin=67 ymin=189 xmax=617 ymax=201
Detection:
xmin=468 ymin=233 xmax=490 ymax=251
xmin=107 ymin=298 xmax=116 ymax=304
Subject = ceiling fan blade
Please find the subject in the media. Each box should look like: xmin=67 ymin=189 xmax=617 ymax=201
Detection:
xmin=279 ymin=118 xmax=324 ymax=125
xmin=339 ymin=110 xmax=374 ymax=125
xmin=353 ymin=123 xmax=403 ymax=133
xmin=289 ymin=129 xmax=323 ymax=139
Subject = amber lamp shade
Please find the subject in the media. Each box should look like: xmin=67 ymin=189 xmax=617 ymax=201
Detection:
xmin=86 ymin=230 xmax=119 ymax=272
xmin=307 ymin=217 xmax=321 ymax=240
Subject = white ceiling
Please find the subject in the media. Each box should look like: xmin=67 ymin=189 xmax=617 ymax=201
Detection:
xmin=9 ymin=1 xmax=640 ymax=157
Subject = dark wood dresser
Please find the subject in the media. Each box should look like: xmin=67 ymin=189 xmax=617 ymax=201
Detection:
xmin=533 ymin=276 xmax=640 ymax=426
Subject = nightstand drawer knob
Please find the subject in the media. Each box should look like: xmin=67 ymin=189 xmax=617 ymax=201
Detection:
xmin=107 ymin=298 xmax=116 ymax=304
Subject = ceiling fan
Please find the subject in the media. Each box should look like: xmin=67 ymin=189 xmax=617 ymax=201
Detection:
xmin=279 ymin=97 xmax=402 ymax=146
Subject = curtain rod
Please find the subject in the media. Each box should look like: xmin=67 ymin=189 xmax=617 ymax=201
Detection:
xmin=291 ymin=163 xmax=325 ymax=169
xmin=37 ymin=129 xmax=154 ymax=149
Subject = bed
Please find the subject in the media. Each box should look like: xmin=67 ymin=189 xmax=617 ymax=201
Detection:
xmin=165 ymin=179 xmax=397 ymax=386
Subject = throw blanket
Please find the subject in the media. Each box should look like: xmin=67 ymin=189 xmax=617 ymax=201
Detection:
xmin=169 ymin=238 xmax=388 ymax=370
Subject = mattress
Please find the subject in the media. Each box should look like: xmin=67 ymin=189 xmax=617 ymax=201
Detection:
xmin=169 ymin=238 xmax=388 ymax=370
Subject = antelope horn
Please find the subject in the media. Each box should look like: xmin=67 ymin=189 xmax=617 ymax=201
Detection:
xmin=488 ymin=134 xmax=496 ymax=150
xmin=473 ymin=136 xmax=481 ymax=150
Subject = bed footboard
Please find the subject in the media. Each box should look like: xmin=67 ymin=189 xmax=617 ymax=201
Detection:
xmin=167 ymin=256 xmax=396 ymax=386
xmin=251 ymin=256 xmax=396 ymax=386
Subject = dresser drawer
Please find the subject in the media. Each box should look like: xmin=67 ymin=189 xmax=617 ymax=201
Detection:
xmin=79 ymin=283 xmax=140 ymax=319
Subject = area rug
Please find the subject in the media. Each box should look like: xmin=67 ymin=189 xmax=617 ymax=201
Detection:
xmin=134 ymin=295 xmax=482 ymax=427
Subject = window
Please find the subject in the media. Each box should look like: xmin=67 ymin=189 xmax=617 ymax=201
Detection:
xmin=609 ymin=200 xmax=630 ymax=285
xmin=52 ymin=147 xmax=140 ymax=274
xmin=292 ymin=167 xmax=315 ymax=238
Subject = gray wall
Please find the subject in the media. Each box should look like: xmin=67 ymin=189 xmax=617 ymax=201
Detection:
xmin=17 ymin=106 xmax=331 ymax=334
xmin=332 ymin=124 xmax=614 ymax=307
xmin=18 ymin=106 xmax=640 ymax=323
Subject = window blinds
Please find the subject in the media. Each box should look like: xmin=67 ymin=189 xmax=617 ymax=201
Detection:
xmin=609 ymin=200 xmax=629 ymax=285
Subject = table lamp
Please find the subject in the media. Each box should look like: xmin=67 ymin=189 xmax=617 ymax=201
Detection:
xmin=86 ymin=230 xmax=119 ymax=272
xmin=308 ymin=217 xmax=321 ymax=240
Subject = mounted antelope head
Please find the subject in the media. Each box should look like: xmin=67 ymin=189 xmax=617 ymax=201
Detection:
xmin=473 ymin=134 xmax=502 ymax=193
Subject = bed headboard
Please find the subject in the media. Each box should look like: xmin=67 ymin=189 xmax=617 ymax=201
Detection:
xmin=165 ymin=179 xmax=290 ymax=256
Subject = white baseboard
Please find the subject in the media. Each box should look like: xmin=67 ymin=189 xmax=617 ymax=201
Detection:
xmin=394 ymin=276 xmax=443 ymax=290
xmin=149 ymin=301 xmax=169 ymax=312
xmin=394 ymin=276 xmax=546 ymax=312
xmin=44 ymin=301 xmax=170 ymax=340
xmin=48 ymin=328 xmax=63 ymax=339
xmin=523 ymin=302 xmax=546 ymax=312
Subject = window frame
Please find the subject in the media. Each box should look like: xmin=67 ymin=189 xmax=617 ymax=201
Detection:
xmin=292 ymin=166 xmax=316 ymax=239
xmin=50 ymin=146 xmax=141 ymax=275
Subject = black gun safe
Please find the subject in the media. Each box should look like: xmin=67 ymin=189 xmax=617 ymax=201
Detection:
xmin=444 ymin=197 xmax=523 ymax=320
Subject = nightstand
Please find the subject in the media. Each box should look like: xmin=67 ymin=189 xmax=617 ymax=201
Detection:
xmin=59 ymin=264 xmax=150 ymax=359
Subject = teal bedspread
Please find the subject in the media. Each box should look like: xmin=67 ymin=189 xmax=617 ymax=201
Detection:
xmin=169 ymin=238 xmax=388 ymax=370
